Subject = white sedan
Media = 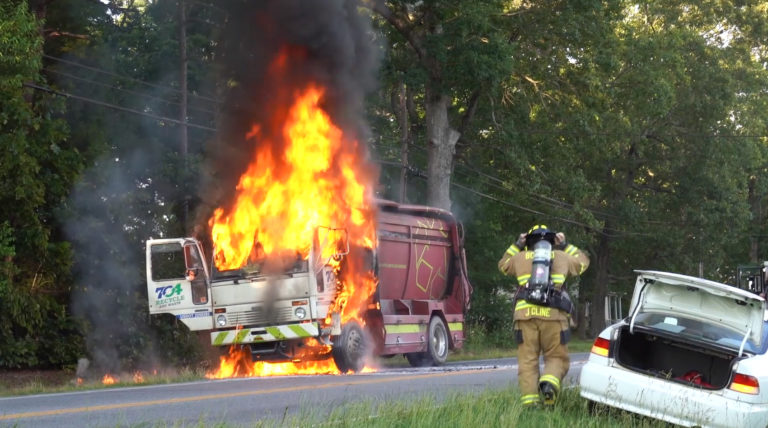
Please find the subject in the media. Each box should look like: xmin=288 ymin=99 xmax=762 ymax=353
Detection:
xmin=579 ymin=270 xmax=768 ymax=428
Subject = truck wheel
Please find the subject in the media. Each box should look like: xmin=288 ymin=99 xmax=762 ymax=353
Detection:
xmin=426 ymin=316 xmax=449 ymax=366
xmin=405 ymin=352 xmax=428 ymax=367
xmin=332 ymin=321 xmax=367 ymax=373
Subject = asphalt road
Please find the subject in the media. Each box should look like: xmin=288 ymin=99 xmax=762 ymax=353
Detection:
xmin=0 ymin=353 xmax=589 ymax=427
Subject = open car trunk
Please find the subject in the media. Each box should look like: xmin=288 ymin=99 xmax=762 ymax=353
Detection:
xmin=615 ymin=325 xmax=739 ymax=390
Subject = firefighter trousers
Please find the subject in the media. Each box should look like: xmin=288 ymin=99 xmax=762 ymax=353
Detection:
xmin=516 ymin=317 xmax=570 ymax=405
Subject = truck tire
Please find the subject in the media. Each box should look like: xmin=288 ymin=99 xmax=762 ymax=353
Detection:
xmin=406 ymin=316 xmax=450 ymax=367
xmin=426 ymin=316 xmax=449 ymax=366
xmin=332 ymin=321 xmax=367 ymax=373
xmin=405 ymin=352 xmax=428 ymax=367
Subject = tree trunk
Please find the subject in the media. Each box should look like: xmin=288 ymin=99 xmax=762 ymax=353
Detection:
xmin=590 ymin=227 xmax=612 ymax=337
xmin=576 ymin=295 xmax=588 ymax=338
xmin=424 ymin=86 xmax=459 ymax=211
xmin=748 ymin=176 xmax=759 ymax=263
xmin=392 ymin=82 xmax=409 ymax=203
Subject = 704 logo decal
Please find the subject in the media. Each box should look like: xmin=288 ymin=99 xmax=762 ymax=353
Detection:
xmin=155 ymin=283 xmax=183 ymax=300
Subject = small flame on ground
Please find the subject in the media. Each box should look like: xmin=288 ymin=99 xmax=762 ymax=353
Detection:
xmin=133 ymin=371 xmax=144 ymax=383
xmin=102 ymin=374 xmax=116 ymax=385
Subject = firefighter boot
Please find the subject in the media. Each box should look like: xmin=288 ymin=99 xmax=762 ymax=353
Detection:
xmin=539 ymin=380 xmax=558 ymax=406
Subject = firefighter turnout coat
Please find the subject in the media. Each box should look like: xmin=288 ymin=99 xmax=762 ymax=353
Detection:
xmin=498 ymin=242 xmax=589 ymax=323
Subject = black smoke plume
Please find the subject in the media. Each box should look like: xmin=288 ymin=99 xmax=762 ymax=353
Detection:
xmin=195 ymin=0 xmax=381 ymax=226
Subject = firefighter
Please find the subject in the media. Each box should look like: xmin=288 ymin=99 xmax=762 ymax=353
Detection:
xmin=498 ymin=224 xmax=590 ymax=407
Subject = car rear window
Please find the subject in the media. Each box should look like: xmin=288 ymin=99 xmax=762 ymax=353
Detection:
xmin=634 ymin=312 xmax=764 ymax=354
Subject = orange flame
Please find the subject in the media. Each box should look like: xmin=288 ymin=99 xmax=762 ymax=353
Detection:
xmin=209 ymin=84 xmax=376 ymax=269
xmin=102 ymin=374 xmax=116 ymax=385
xmin=133 ymin=371 xmax=145 ymax=383
xmin=206 ymin=345 xmax=346 ymax=378
xmin=206 ymin=50 xmax=379 ymax=378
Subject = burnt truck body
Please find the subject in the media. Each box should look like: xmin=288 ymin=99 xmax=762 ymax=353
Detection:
xmin=145 ymin=199 xmax=472 ymax=371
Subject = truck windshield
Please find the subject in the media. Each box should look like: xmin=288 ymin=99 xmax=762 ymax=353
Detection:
xmin=211 ymin=243 xmax=309 ymax=280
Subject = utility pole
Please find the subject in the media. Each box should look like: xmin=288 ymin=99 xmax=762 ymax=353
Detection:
xmin=397 ymin=83 xmax=408 ymax=203
xmin=179 ymin=0 xmax=189 ymax=227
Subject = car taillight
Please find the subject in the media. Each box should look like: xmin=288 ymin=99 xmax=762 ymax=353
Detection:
xmin=590 ymin=337 xmax=611 ymax=357
xmin=729 ymin=373 xmax=759 ymax=395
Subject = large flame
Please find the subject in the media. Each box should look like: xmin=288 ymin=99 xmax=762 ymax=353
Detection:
xmin=209 ymin=84 xmax=374 ymax=267
xmin=206 ymin=50 xmax=378 ymax=377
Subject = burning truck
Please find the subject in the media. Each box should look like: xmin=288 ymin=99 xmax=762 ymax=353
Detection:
xmin=142 ymin=51 xmax=472 ymax=375
xmin=145 ymin=199 xmax=472 ymax=374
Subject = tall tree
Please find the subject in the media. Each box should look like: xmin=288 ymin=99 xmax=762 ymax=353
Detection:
xmin=40 ymin=0 xmax=222 ymax=370
xmin=365 ymin=0 xmax=515 ymax=210
xmin=0 ymin=0 xmax=84 ymax=367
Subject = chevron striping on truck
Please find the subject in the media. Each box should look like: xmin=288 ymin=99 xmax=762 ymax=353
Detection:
xmin=210 ymin=323 xmax=319 ymax=346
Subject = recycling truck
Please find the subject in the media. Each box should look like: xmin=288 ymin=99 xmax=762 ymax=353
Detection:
xmin=145 ymin=199 xmax=473 ymax=372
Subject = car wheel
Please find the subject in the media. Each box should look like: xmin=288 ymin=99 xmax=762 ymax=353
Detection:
xmin=426 ymin=316 xmax=449 ymax=366
xmin=332 ymin=321 xmax=367 ymax=373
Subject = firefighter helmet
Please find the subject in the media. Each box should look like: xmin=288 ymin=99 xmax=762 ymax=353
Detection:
xmin=526 ymin=224 xmax=556 ymax=248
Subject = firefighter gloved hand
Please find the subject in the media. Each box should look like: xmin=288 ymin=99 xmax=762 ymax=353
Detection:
xmin=515 ymin=233 xmax=527 ymax=249
xmin=554 ymin=232 xmax=567 ymax=250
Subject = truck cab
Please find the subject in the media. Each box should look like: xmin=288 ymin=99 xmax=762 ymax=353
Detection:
xmin=146 ymin=228 xmax=344 ymax=362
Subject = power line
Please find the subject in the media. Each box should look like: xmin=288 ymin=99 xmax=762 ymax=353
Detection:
xmin=374 ymin=140 xmax=618 ymax=220
xmin=43 ymin=54 xmax=221 ymax=105
xmin=373 ymin=139 xmax=678 ymax=228
xmin=494 ymin=127 xmax=768 ymax=140
xmin=374 ymin=151 xmax=655 ymax=237
xmin=24 ymin=82 xmax=217 ymax=132
xmin=43 ymin=67 xmax=218 ymax=117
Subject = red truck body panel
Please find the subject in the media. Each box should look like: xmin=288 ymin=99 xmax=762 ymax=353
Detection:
xmin=370 ymin=200 xmax=473 ymax=356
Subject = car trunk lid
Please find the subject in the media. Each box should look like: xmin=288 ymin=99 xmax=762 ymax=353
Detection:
xmin=630 ymin=270 xmax=765 ymax=354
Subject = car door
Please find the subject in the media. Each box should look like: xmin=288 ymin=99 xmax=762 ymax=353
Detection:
xmin=146 ymin=238 xmax=213 ymax=331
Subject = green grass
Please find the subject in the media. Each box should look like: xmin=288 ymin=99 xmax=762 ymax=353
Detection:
xmin=234 ymin=387 xmax=670 ymax=428
xmin=136 ymin=387 xmax=672 ymax=428
xmin=0 ymin=367 xmax=210 ymax=397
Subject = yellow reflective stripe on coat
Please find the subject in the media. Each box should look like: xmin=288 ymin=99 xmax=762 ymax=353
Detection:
xmin=564 ymin=244 xmax=577 ymax=256
xmin=506 ymin=245 xmax=520 ymax=256
xmin=515 ymin=300 xmax=540 ymax=311
xmin=517 ymin=274 xmax=530 ymax=285
xmin=550 ymin=273 xmax=565 ymax=284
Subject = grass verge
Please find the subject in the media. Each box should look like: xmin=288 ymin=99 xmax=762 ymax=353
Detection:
xmin=246 ymin=386 xmax=669 ymax=428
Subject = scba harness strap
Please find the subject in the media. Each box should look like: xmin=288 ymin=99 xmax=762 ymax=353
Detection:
xmin=519 ymin=284 xmax=574 ymax=315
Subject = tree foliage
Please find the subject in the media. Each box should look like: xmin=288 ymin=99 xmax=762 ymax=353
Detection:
xmin=0 ymin=0 xmax=84 ymax=368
